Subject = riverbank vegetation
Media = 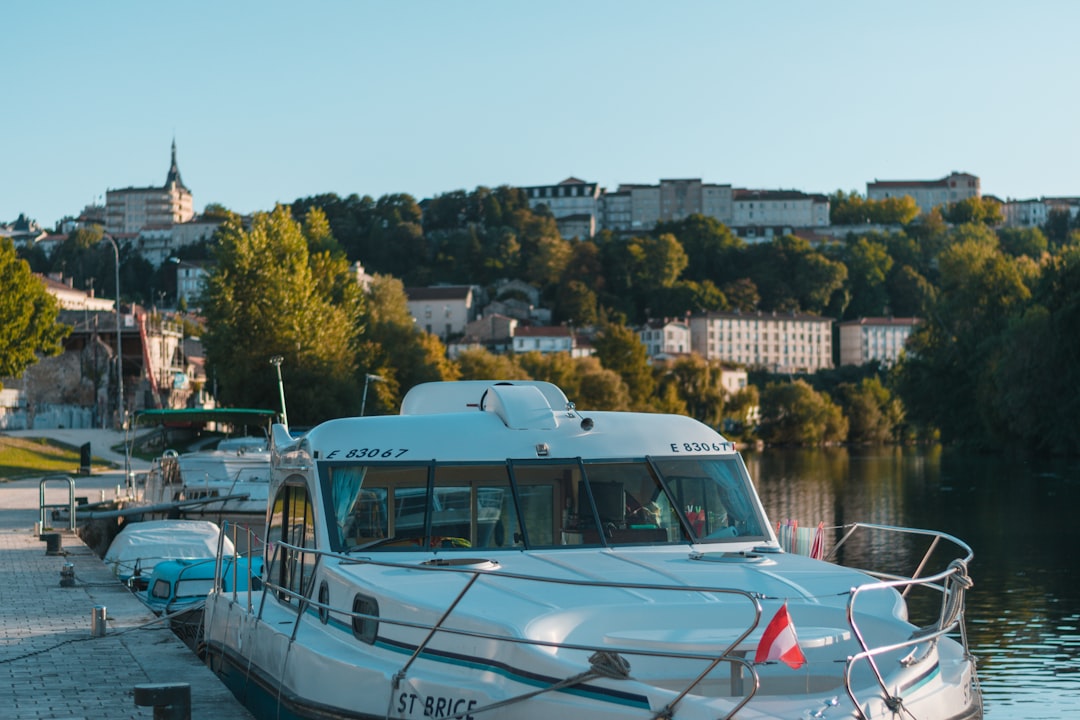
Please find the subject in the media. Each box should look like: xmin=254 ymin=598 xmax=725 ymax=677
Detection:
xmin=12 ymin=186 xmax=1080 ymax=453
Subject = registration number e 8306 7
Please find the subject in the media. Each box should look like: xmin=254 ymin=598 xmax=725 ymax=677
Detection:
xmin=325 ymin=448 xmax=409 ymax=459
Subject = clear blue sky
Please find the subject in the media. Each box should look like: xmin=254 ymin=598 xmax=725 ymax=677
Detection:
xmin=4 ymin=1 xmax=1079 ymax=230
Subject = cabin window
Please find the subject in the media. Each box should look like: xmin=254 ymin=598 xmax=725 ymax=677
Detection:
xmin=652 ymin=457 xmax=765 ymax=540
xmin=325 ymin=456 xmax=763 ymax=551
xmin=267 ymin=479 xmax=318 ymax=605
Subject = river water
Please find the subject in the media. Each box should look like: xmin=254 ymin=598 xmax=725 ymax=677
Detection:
xmin=743 ymin=446 xmax=1080 ymax=719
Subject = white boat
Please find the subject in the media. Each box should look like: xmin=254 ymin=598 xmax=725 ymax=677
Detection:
xmin=203 ymin=380 xmax=982 ymax=720
xmin=104 ymin=519 xmax=234 ymax=590
xmin=135 ymin=408 xmax=277 ymax=539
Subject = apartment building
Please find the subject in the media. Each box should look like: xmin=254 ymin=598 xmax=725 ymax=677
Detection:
xmin=638 ymin=318 xmax=691 ymax=359
xmin=866 ymin=172 xmax=979 ymax=214
xmin=1001 ymin=199 xmax=1050 ymax=228
xmin=690 ymin=310 xmax=833 ymax=374
xmin=511 ymin=325 xmax=592 ymax=357
xmin=837 ymin=317 xmax=919 ymax=367
xmin=601 ymin=179 xmax=734 ymax=233
xmin=730 ymin=190 xmax=830 ymax=241
xmin=405 ymin=286 xmax=478 ymax=341
xmin=521 ymin=177 xmax=602 ymax=238
xmin=105 ymin=140 xmax=194 ymax=235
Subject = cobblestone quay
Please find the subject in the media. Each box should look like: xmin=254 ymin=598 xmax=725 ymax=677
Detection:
xmin=0 ymin=473 xmax=253 ymax=719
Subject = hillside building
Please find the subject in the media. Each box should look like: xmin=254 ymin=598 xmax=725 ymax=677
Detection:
xmin=105 ymin=140 xmax=194 ymax=235
xmin=837 ymin=317 xmax=919 ymax=367
xmin=866 ymin=172 xmax=979 ymax=214
xmin=690 ymin=310 xmax=833 ymax=374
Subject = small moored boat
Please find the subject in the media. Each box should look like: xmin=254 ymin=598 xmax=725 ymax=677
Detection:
xmin=203 ymin=380 xmax=982 ymax=720
xmin=104 ymin=519 xmax=234 ymax=590
xmin=134 ymin=408 xmax=278 ymax=542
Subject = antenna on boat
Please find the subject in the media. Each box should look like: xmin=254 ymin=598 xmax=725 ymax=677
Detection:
xmin=361 ymin=373 xmax=385 ymax=416
xmin=269 ymin=355 xmax=289 ymax=430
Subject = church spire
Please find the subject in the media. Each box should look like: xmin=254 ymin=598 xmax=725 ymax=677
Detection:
xmin=165 ymin=138 xmax=187 ymax=190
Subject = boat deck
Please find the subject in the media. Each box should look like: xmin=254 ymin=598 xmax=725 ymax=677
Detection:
xmin=0 ymin=476 xmax=253 ymax=720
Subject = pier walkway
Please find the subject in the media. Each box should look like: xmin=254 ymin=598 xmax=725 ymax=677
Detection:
xmin=0 ymin=471 xmax=254 ymax=719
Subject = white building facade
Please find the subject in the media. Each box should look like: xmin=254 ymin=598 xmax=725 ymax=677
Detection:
xmin=866 ymin=172 xmax=980 ymax=214
xmin=690 ymin=311 xmax=833 ymax=374
xmin=521 ymin=178 xmax=602 ymax=238
xmin=837 ymin=317 xmax=919 ymax=367
xmin=638 ymin=319 xmax=691 ymax=358
xmin=405 ymin=286 xmax=478 ymax=341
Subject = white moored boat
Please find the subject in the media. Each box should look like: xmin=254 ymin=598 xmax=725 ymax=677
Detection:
xmin=136 ymin=408 xmax=278 ymax=539
xmin=203 ymin=380 xmax=982 ymax=720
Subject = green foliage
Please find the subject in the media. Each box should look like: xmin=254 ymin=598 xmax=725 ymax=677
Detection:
xmin=654 ymin=214 xmax=743 ymax=283
xmin=456 ymin=347 xmax=528 ymax=381
xmin=758 ymin=379 xmax=847 ymax=445
xmin=895 ymin=232 xmax=1037 ymax=447
xmin=835 ymin=376 xmax=903 ymax=444
xmin=740 ymin=235 xmax=847 ymax=313
xmin=829 ymin=190 xmax=919 ymax=225
xmin=199 ymin=205 xmax=364 ymax=424
xmin=356 ymin=274 xmax=460 ymax=415
xmin=591 ymin=321 xmax=655 ymax=410
xmin=0 ymin=239 xmax=70 ymax=381
xmin=661 ymin=354 xmax=726 ymax=427
xmin=838 ymin=236 xmax=893 ymax=319
xmin=943 ymin=197 xmax=1004 ymax=226
xmin=998 ymin=227 xmax=1048 ymax=258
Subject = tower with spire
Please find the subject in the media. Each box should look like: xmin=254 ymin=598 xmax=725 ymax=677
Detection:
xmin=165 ymin=138 xmax=187 ymax=191
xmin=105 ymin=140 xmax=194 ymax=235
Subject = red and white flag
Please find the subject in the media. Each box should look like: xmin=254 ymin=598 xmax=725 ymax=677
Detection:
xmin=754 ymin=602 xmax=806 ymax=669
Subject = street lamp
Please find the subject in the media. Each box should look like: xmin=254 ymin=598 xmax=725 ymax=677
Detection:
xmin=269 ymin=356 xmax=289 ymax=430
xmin=361 ymin=373 xmax=385 ymax=416
xmin=101 ymin=234 xmax=123 ymax=429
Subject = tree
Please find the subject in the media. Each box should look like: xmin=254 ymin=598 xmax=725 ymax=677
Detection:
xmin=664 ymin=354 xmax=725 ymax=427
xmin=0 ymin=238 xmax=70 ymax=383
xmin=356 ymin=274 xmax=460 ymax=414
xmin=896 ymin=235 xmax=1032 ymax=445
xmin=758 ymin=380 xmax=847 ymax=445
xmin=829 ymin=191 xmax=918 ymax=225
xmin=591 ymin=321 xmax=655 ymax=409
xmin=836 ymin=376 xmax=902 ymax=444
xmin=553 ymin=280 xmax=598 ymax=326
xmin=721 ymin=278 xmax=760 ymax=311
xmin=743 ymin=235 xmax=846 ymax=313
xmin=456 ymin=348 xmax=528 ymax=380
xmin=998 ymin=227 xmax=1048 ymax=259
xmin=989 ymin=247 xmax=1080 ymax=454
xmin=567 ymin=356 xmax=632 ymax=411
xmin=200 ymin=205 xmax=364 ymax=424
xmin=654 ymin=214 xmax=740 ymax=284
xmin=841 ymin=236 xmax=894 ymax=318
xmin=302 ymin=206 xmax=345 ymax=258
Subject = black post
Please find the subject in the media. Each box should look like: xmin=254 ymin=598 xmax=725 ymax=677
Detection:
xmin=79 ymin=443 xmax=92 ymax=476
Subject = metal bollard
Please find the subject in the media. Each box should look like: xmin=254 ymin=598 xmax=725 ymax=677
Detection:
xmin=40 ymin=532 xmax=63 ymax=555
xmin=134 ymin=682 xmax=191 ymax=720
xmin=91 ymin=605 xmax=107 ymax=637
xmin=60 ymin=562 xmax=75 ymax=587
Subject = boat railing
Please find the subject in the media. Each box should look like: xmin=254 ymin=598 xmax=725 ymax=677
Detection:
xmin=210 ymin=522 xmax=976 ymax=720
xmin=826 ymin=523 xmax=976 ymax=719
xmin=212 ymin=521 xmax=265 ymax=614
xmin=213 ymin=524 xmax=765 ymax=718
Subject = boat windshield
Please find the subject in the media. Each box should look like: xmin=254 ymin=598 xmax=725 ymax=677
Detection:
xmin=324 ymin=456 xmax=766 ymax=552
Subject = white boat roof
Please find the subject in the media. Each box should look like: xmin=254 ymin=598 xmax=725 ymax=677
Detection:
xmin=295 ymin=381 xmax=736 ymax=463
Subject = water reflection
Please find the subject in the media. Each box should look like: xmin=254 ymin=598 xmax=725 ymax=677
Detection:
xmin=744 ymin=446 xmax=1080 ymax=719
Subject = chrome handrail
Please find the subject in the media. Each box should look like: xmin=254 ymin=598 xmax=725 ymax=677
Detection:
xmin=826 ymin=523 xmax=976 ymax=719
xmin=208 ymin=522 xmax=976 ymax=720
